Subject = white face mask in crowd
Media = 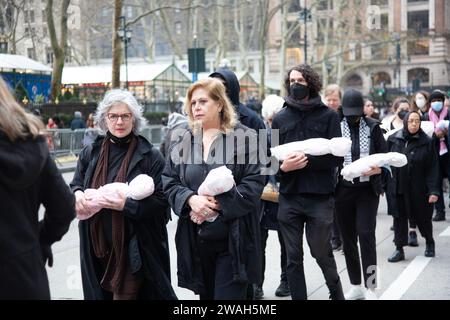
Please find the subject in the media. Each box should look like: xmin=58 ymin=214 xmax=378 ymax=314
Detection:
xmin=416 ymin=97 xmax=427 ymax=111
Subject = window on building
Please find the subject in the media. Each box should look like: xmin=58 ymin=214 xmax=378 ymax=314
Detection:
xmin=371 ymin=42 xmax=389 ymax=60
xmin=65 ymin=46 xmax=72 ymax=63
xmin=407 ymin=10 xmax=429 ymax=36
xmin=27 ymin=47 xmax=36 ymax=60
xmin=175 ymin=21 xmax=182 ymax=35
xmin=408 ymin=68 xmax=429 ymax=83
xmin=42 ymin=26 xmax=47 ymax=37
xmin=317 ymin=0 xmax=333 ymax=10
xmin=373 ymin=71 xmax=392 ymax=85
xmin=42 ymin=9 xmax=46 ymax=22
xmin=345 ymin=74 xmax=363 ymax=87
xmin=288 ymin=1 xmax=301 ymax=13
xmin=370 ymin=0 xmax=388 ymax=6
xmin=29 ymin=10 xmax=35 ymax=23
xmin=407 ymin=38 xmax=429 ymax=55
xmin=247 ymin=59 xmax=254 ymax=73
xmin=46 ymin=47 xmax=53 ymax=64
xmin=0 ymin=42 xmax=8 ymax=53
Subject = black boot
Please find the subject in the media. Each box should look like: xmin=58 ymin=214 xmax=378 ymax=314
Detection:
xmin=328 ymin=279 xmax=345 ymax=300
xmin=408 ymin=231 xmax=419 ymax=247
xmin=275 ymin=279 xmax=291 ymax=297
xmin=388 ymin=248 xmax=405 ymax=263
xmin=424 ymin=243 xmax=435 ymax=257
xmin=253 ymin=284 xmax=264 ymax=300
xmin=432 ymin=212 xmax=446 ymax=221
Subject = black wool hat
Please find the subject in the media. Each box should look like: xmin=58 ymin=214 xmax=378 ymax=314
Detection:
xmin=429 ymin=90 xmax=446 ymax=103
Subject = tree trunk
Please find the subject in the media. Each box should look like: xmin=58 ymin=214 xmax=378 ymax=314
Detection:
xmin=111 ymin=0 xmax=122 ymax=88
xmin=46 ymin=0 xmax=70 ymax=101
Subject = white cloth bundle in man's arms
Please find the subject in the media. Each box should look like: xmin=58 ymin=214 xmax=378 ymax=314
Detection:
xmin=270 ymin=137 xmax=352 ymax=161
xmin=340 ymin=152 xmax=408 ymax=182
xmin=77 ymin=174 xmax=155 ymax=220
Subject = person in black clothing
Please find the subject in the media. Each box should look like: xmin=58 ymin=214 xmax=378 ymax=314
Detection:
xmin=210 ymin=68 xmax=266 ymax=300
xmin=271 ymin=64 xmax=345 ymax=300
xmin=387 ymin=111 xmax=439 ymax=262
xmin=335 ymin=89 xmax=387 ymax=300
xmin=209 ymin=69 xmax=265 ymax=132
xmin=0 ymin=76 xmax=75 ymax=299
xmin=71 ymin=89 xmax=176 ymax=300
xmin=422 ymin=90 xmax=449 ymax=222
xmin=162 ymin=78 xmax=265 ymax=300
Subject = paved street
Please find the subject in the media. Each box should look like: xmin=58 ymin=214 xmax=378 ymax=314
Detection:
xmin=43 ymin=170 xmax=450 ymax=300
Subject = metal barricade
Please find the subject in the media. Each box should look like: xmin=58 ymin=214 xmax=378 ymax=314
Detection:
xmin=44 ymin=126 xmax=163 ymax=164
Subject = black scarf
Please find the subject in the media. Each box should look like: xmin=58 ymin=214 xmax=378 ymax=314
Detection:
xmin=284 ymin=95 xmax=323 ymax=112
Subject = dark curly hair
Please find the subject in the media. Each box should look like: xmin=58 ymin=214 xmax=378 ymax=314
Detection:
xmin=284 ymin=64 xmax=322 ymax=98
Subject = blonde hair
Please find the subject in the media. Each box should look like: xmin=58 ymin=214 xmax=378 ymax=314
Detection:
xmin=324 ymin=84 xmax=342 ymax=99
xmin=184 ymin=78 xmax=237 ymax=132
xmin=0 ymin=76 xmax=43 ymax=141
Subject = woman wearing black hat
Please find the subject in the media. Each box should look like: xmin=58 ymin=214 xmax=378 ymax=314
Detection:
xmin=335 ymin=89 xmax=387 ymax=300
xmin=386 ymin=111 xmax=439 ymax=262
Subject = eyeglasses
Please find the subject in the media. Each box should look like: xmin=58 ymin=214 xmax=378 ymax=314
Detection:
xmin=107 ymin=113 xmax=132 ymax=122
xmin=407 ymin=119 xmax=421 ymax=124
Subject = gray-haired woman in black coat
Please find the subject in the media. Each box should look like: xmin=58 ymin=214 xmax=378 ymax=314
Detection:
xmin=386 ymin=111 xmax=439 ymax=262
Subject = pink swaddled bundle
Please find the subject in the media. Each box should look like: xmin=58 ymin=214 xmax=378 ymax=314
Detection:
xmin=77 ymin=174 xmax=155 ymax=220
xmin=270 ymin=137 xmax=352 ymax=161
xmin=197 ymin=166 xmax=235 ymax=222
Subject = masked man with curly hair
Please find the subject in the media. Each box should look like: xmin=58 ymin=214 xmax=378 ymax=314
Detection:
xmin=272 ymin=64 xmax=345 ymax=300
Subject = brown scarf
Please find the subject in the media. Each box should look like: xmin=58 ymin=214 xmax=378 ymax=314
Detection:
xmin=89 ymin=133 xmax=137 ymax=294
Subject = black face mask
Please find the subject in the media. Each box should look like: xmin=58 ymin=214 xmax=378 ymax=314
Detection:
xmin=398 ymin=110 xmax=408 ymax=120
xmin=290 ymin=83 xmax=310 ymax=101
xmin=346 ymin=116 xmax=361 ymax=126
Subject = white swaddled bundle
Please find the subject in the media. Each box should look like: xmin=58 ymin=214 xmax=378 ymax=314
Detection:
xmin=77 ymin=174 xmax=155 ymax=220
xmin=340 ymin=152 xmax=408 ymax=182
xmin=197 ymin=166 xmax=235 ymax=222
xmin=270 ymin=137 xmax=352 ymax=161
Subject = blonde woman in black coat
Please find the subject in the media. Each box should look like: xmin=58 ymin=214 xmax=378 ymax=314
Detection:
xmin=0 ymin=77 xmax=75 ymax=299
xmin=162 ymin=78 xmax=265 ymax=300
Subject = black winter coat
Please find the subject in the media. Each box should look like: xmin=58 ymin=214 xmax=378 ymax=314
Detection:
xmin=70 ymin=135 xmax=176 ymax=300
xmin=338 ymin=116 xmax=388 ymax=196
xmin=386 ymin=129 xmax=439 ymax=218
xmin=0 ymin=132 xmax=75 ymax=299
xmin=272 ymin=96 xmax=344 ymax=195
xmin=162 ymin=124 xmax=265 ymax=294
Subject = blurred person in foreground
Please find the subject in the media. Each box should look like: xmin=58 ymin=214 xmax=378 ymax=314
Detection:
xmin=0 ymin=76 xmax=75 ymax=299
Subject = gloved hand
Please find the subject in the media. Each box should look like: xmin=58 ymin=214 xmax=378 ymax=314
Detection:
xmin=41 ymin=243 xmax=53 ymax=267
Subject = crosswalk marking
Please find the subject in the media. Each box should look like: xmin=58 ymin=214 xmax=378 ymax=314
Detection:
xmin=379 ymin=256 xmax=432 ymax=300
xmin=439 ymin=226 xmax=450 ymax=237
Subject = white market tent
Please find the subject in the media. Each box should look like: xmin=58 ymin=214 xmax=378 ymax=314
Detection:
xmin=62 ymin=63 xmax=188 ymax=84
xmin=0 ymin=53 xmax=52 ymax=73
xmin=62 ymin=63 xmax=192 ymax=102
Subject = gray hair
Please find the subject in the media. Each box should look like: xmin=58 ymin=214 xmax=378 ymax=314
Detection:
xmin=95 ymin=89 xmax=147 ymax=135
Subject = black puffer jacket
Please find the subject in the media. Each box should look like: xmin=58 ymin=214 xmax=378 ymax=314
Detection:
xmin=272 ymin=96 xmax=344 ymax=195
xmin=0 ymin=132 xmax=75 ymax=299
